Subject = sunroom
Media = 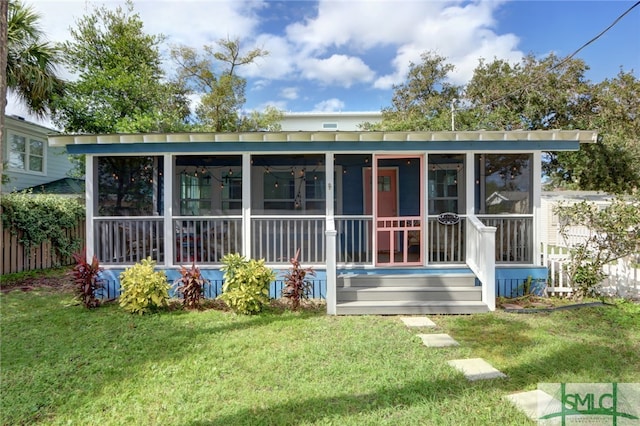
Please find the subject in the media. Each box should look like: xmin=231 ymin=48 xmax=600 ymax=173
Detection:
xmin=50 ymin=130 xmax=597 ymax=314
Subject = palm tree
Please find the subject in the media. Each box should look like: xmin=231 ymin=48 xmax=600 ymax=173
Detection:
xmin=6 ymin=0 xmax=64 ymax=117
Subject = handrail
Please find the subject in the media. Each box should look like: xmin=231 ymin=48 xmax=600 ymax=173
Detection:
xmin=466 ymin=214 xmax=497 ymax=311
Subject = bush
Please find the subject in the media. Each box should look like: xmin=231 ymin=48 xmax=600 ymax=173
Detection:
xmin=119 ymin=257 xmax=170 ymax=314
xmin=173 ymin=262 xmax=209 ymax=309
xmin=282 ymin=248 xmax=315 ymax=311
xmin=1 ymin=191 xmax=85 ymax=261
xmin=219 ymin=253 xmax=275 ymax=315
xmin=70 ymin=250 xmax=104 ymax=308
xmin=557 ymin=194 xmax=640 ymax=299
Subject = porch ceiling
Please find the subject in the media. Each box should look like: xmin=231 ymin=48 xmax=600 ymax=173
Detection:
xmin=50 ymin=130 xmax=598 ymax=154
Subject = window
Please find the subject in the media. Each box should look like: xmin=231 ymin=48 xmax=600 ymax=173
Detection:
xmin=8 ymin=132 xmax=44 ymax=173
xmin=476 ymin=154 xmax=532 ymax=214
xmin=428 ymin=155 xmax=464 ymax=214
xmin=97 ymin=156 xmax=162 ymax=216
xmin=261 ymin=169 xmax=326 ymax=213
xmin=322 ymin=122 xmax=338 ymax=129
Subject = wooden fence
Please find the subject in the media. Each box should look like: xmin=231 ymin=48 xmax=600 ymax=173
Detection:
xmin=1 ymin=220 xmax=86 ymax=275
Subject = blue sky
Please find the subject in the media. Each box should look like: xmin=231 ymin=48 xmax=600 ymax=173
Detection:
xmin=6 ymin=0 xmax=640 ymax=125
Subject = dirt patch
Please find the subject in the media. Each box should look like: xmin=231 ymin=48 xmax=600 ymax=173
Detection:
xmin=0 ymin=272 xmax=74 ymax=294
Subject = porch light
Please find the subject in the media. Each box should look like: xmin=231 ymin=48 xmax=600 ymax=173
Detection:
xmin=228 ymin=169 xmax=233 ymax=176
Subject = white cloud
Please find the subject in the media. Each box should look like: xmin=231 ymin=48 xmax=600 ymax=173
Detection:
xmin=280 ymin=87 xmax=299 ymax=100
xmin=376 ymin=2 xmax=521 ymax=88
xmin=240 ymin=33 xmax=296 ymax=80
xmin=313 ymin=98 xmax=345 ymax=112
xmin=300 ymin=54 xmax=375 ymax=87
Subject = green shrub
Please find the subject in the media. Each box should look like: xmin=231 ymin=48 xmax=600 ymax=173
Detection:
xmin=219 ymin=253 xmax=275 ymax=315
xmin=1 ymin=191 xmax=85 ymax=261
xmin=119 ymin=257 xmax=170 ymax=314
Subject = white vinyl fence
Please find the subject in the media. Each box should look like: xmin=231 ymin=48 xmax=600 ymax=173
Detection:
xmin=541 ymin=242 xmax=640 ymax=299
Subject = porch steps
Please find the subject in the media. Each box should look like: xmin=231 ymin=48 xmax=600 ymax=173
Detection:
xmin=335 ymin=272 xmax=489 ymax=315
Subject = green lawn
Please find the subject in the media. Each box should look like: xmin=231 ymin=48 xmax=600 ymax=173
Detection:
xmin=1 ymin=281 xmax=638 ymax=425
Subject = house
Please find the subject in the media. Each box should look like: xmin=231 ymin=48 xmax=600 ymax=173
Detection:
xmin=280 ymin=111 xmax=381 ymax=131
xmin=48 ymin=129 xmax=597 ymax=314
xmin=2 ymin=115 xmax=75 ymax=193
xmin=540 ymin=190 xmax=613 ymax=247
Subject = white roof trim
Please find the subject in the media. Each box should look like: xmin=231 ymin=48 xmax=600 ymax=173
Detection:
xmin=49 ymin=130 xmax=598 ymax=147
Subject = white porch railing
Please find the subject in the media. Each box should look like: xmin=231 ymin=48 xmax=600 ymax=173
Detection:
xmin=173 ymin=217 xmax=242 ymax=264
xmin=94 ymin=217 xmax=164 ymax=265
xmin=466 ymin=214 xmax=496 ymax=311
xmin=251 ymin=216 xmax=325 ymax=264
xmin=479 ymin=215 xmax=533 ymax=263
xmin=427 ymin=216 xmax=465 ymax=263
xmin=336 ymin=216 xmax=373 ymax=264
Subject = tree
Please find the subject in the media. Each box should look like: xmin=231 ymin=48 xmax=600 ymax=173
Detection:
xmin=6 ymin=0 xmax=64 ymax=117
xmin=465 ymin=54 xmax=593 ymax=131
xmin=547 ymin=71 xmax=640 ymax=193
xmin=374 ymin=52 xmax=462 ymax=131
xmin=238 ymin=105 xmax=283 ymax=132
xmin=378 ymin=51 xmax=639 ymax=192
xmin=1 ymin=0 xmax=9 ymax=192
xmin=171 ymin=37 xmax=277 ymax=132
xmin=52 ymin=0 xmax=189 ymax=134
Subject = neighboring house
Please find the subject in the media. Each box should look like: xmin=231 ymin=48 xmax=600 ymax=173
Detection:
xmin=540 ymin=190 xmax=613 ymax=247
xmin=49 ymin=129 xmax=597 ymax=315
xmin=2 ymin=115 xmax=74 ymax=193
xmin=280 ymin=111 xmax=381 ymax=131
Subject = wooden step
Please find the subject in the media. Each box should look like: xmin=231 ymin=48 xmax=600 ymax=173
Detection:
xmin=335 ymin=300 xmax=490 ymax=315
xmin=337 ymin=273 xmax=476 ymax=287
xmin=337 ymin=285 xmax=482 ymax=302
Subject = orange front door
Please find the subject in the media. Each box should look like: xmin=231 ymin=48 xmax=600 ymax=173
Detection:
xmin=364 ymin=168 xmax=397 ymax=252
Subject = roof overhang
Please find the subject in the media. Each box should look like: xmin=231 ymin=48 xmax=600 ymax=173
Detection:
xmin=49 ymin=130 xmax=598 ymax=155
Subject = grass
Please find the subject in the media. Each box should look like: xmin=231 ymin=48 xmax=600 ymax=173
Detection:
xmin=1 ymin=271 xmax=639 ymax=425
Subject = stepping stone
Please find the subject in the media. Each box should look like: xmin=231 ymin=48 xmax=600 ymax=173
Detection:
xmin=418 ymin=333 xmax=459 ymax=347
xmin=447 ymin=358 xmax=507 ymax=381
xmin=504 ymin=390 xmax=559 ymax=421
xmin=401 ymin=317 xmax=436 ymax=328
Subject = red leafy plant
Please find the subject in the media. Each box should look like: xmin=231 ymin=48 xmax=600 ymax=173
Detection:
xmin=282 ymin=248 xmax=315 ymax=311
xmin=71 ymin=250 xmax=104 ymax=308
xmin=174 ymin=262 xmax=209 ymax=309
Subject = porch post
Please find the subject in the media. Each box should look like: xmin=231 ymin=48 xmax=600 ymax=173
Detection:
xmin=465 ymin=153 xmax=475 ymax=216
xmin=242 ymin=153 xmax=252 ymax=259
xmin=481 ymin=226 xmax=496 ymax=311
xmin=532 ymin=151 xmax=542 ymax=265
xmin=163 ymin=154 xmax=174 ymax=267
xmin=325 ymin=152 xmax=336 ymax=315
xmin=85 ymin=155 xmax=94 ymax=260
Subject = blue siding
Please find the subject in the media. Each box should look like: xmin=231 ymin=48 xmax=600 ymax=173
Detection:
xmin=495 ymin=267 xmax=548 ymax=298
xmin=97 ymin=268 xmax=327 ymax=301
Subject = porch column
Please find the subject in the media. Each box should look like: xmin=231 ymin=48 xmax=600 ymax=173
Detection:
xmin=163 ymin=154 xmax=174 ymax=267
xmin=242 ymin=153 xmax=252 ymax=259
xmin=465 ymin=153 xmax=475 ymax=216
xmin=325 ymin=152 xmax=336 ymax=315
xmin=532 ymin=151 xmax=542 ymax=265
xmin=85 ymin=155 xmax=95 ymax=260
